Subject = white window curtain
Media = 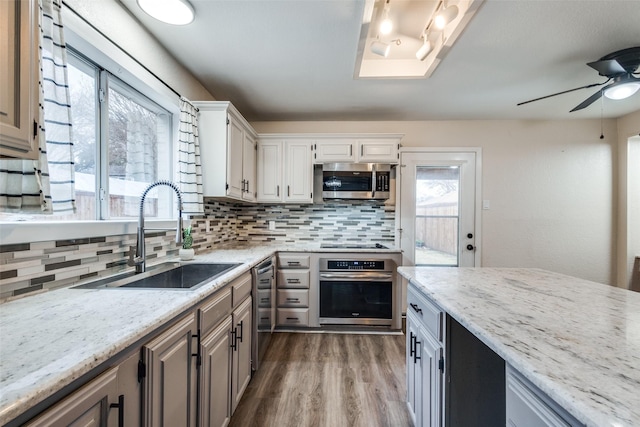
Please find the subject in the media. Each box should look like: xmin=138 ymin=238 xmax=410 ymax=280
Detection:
xmin=177 ymin=97 xmax=203 ymax=214
xmin=0 ymin=0 xmax=75 ymax=214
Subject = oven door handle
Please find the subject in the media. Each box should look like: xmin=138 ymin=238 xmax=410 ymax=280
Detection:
xmin=319 ymin=272 xmax=394 ymax=281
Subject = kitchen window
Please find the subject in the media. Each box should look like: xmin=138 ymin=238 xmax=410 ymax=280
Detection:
xmin=0 ymin=49 xmax=174 ymax=222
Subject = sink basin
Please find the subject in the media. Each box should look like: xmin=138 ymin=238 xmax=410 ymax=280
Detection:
xmin=73 ymin=262 xmax=242 ymax=290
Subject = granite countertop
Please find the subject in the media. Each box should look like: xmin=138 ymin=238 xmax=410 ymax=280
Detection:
xmin=398 ymin=267 xmax=640 ymax=427
xmin=0 ymin=242 xmax=400 ymax=425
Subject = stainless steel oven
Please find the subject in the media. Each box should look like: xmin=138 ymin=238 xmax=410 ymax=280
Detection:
xmin=319 ymin=258 xmax=395 ymax=326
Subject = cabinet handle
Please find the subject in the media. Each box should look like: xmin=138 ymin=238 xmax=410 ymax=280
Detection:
xmin=287 ymin=278 xmax=301 ymax=283
xmin=350 ymin=145 xmax=353 ymax=157
xmin=230 ymin=329 xmax=237 ymax=350
xmin=410 ymin=303 xmax=423 ymax=315
xmin=361 ymin=144 xmax=364 ymax=156
xmin=286 ymin=298 xmax=300 ymax=302
xmin=246 ymin=180 xmax=250 ymax=193
xmin=287 ymin=261 xmax=301 ymax=266
xmin=237 ymin=320 xmax=244 ymax=343
xmin=409 ymin=332 xmax=416 ymax=358
xmin=191 ymin=331 xmax=201 ymax=366
xmin=286 ymin=317 xmax=300 ymax=322
xmin=288 ymin=185 xmax=291 ymax=197
xmin=277 ymin=185 xmax=280 ymax=197
xmin=109 ymin=394 xmax=124 ymax=427
xmin=414 ymin=338 xmax=422 ymax=364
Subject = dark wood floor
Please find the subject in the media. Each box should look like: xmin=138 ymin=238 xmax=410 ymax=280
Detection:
xmin=229 ymin=332 xmax=412 ymax=427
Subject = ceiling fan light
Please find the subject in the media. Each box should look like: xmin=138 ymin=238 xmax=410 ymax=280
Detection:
xmin=434 ymin=5 xmax=459 ymax=30
xmin=371 ymin=40 xmax=391 ymax=57
xmin=603 ymin=81 xmax=640 ymax=100
xmin=416 ymin=39 xmax=432 ymax=61
xmin=137 ymin=0 xmax=195 ymax=25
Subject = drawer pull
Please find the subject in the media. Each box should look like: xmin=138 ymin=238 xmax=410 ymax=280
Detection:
xmin=287 ymin=278 xmax=301 ymax=283
xmin=286 ymin=298 xmax=300 ymax=302
xmin=410 ymin=303 xmax=423 ymax=315
xmin=286 ymin=317 xmax=300 ymax=322
xmin=287 ymin=261 xmax=301 ymax=266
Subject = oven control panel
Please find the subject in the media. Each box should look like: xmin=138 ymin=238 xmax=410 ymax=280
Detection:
xmin=326 ymin=260 xmax=386 ymax=270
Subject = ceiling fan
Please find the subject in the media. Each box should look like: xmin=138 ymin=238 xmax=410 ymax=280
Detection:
xmin=518 ymin=46 xmax=640 ymax=112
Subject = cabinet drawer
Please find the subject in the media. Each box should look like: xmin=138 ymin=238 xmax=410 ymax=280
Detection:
xmin=257 ymin=288 xmax=271 ymax=307
xmin=257 ymin=308 xmax=272 ymax=327
xmin=199 ymin=287 xmax=232 ymax=336
xmin=407 ymin=284 xmax=443 ymax=341
xmin=277 ymin=270 xmax=310 ymax=289
xmin=277 ymin=254 xmax=310 ymax=269
xmin=277 ymin=289 xmax=309 ymax=308
xmin=232 ymin=272 xmax=252 ymax=307
xmin=277 ymin=308 xmax=309 ymax=326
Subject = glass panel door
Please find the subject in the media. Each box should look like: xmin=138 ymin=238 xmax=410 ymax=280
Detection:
xmin=415 ymin=166 xmax=460 ymax=266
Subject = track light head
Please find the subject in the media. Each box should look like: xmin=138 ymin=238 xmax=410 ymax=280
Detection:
xmin=434 ymin=5 xmax=458 ymax=29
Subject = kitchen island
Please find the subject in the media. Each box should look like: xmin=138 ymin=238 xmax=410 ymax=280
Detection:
xmin=398 ymin=267 xmax=640 ymax=427
xmin=0 ymin=242 xmax=400 ymax=425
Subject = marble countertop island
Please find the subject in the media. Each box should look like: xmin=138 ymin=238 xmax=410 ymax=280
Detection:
xmin=398 ymin=267 xmax=640 ymax=427
xmin=0 ymin=242 xmax=400 ymax=425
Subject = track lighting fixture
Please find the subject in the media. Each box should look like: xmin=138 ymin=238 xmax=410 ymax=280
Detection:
xmin=434 ymin=4 xmax=458 ymax=29
xmin=379 ymin=0 xmax=393 ymax=35
xmin=416 ymin=33 xmax=432 ymax=61
xmin=371 ymin=40 xmax=391 ymax=57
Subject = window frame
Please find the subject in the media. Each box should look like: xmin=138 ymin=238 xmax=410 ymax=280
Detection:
xmin=0 ymin=8 xmax=181 ymax=245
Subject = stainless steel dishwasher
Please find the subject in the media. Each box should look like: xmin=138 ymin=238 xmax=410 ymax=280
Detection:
xmin=251 ymin=257 xmax=275 ymax=372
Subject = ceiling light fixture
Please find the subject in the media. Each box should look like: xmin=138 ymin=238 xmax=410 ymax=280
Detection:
xmin=434 ymin=4 xmax=459 ymax=30
xmin=371 ymin=40 xmax=391 ymax=57
xmin=137 ymin=0 xmax=195 ymax=25
xmin=603 ymin=79 xmax=640 ymax=100
xmin=416 ymin=33 xmax=432 ymax=61
xmin=379 ymin=0 xmax=393 ymax=35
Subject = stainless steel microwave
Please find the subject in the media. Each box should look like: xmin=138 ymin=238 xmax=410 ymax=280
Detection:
xmin=322 ymin=163 xmax=391 ymax=200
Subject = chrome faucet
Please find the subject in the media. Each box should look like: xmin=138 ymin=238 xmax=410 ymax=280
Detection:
xmin=129 ymin=180 xmax=183 ymax=273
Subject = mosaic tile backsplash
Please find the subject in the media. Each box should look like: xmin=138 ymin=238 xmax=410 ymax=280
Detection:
xmin=0 ymin=199 xmax=395 ymax=299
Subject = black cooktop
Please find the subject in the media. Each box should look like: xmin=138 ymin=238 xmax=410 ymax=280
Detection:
xmin=320 ymin=243 xmax=388 ymax=249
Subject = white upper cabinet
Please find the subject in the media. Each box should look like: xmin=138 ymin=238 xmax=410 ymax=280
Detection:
xmin=194 ymin=101 xmax=258 ymax=202
xmin=0 ymin=0 xmax=39 ymax=159
xmin=311 ymin=134 xmax=402 ymax=164
xmin=257 ymin=137 xmax=313 ymax=204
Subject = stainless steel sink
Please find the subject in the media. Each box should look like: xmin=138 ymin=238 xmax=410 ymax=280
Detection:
xmin=73 ymin=262 xmax=242 ymax=290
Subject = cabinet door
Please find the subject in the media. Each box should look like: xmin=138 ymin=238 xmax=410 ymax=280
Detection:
xmin=406 ymin=312 xmax=422 ymax=427
xmin=26 ymin=367 xmax=120 ymax=427
xmin=420 ymin=326 xmax=443 ymax=427
xmin=0 ymin=0 xmax=39 ymax=159
xmin=284 ymin=141 xmax=313 ymax=203
xmin=357 ymin=139 xmax=399 ymax=163
xmin=242 ymin=132 xmax=257 ymax=202
xmin=257 ymin=140 xmax=283 ymax=202
xmin=143 ymin=313 xmax=198 ymax=427
xmin=226 ymin=116 xmax=245 ymax=199
xmin=313 ymin=140 xmax=356 ymax=163
xmin=231 ymin=296 xmax=253 ymax=414
xmin=201 ymin=316 xmax=233 ymax=427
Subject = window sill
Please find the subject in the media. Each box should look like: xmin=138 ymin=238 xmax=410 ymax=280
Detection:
xmin=0 ymin=220 xmax=177 ymax=246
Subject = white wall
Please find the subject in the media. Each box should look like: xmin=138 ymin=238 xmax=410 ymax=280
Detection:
xmin=253 ymin=119 xmax=618 ymax=284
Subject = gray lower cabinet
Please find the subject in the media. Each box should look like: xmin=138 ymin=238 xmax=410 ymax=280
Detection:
xmin=25 ymin=367 xmax=121 ymax=427
xmin=406 ymin=285 xmax=444 ymax=427
xmin=143 ymin=312 xmax=199 ymax=427
xmin=231 ymin=297 xmax=253 ymax=414
xmin=506 ymin=365 xmax=584 ymax=427
xmin=201 ymin=316 xmax=233 ymax=427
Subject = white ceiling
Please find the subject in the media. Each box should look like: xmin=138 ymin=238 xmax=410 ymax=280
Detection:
xmin=119 ymin=0 xmax=640 ymax=122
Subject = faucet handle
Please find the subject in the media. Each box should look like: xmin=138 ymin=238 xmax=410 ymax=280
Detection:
xmin=128 ymin=246 xmax=143 ymax=267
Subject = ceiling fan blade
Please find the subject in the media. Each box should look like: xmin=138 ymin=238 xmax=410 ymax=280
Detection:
xmin=517 ymin=82 xmax=606 ymax=106
xmin=569 ymin=89 xmax=603 ymax=112
xmin=587 ymin=59 xmax=626 ymax=76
